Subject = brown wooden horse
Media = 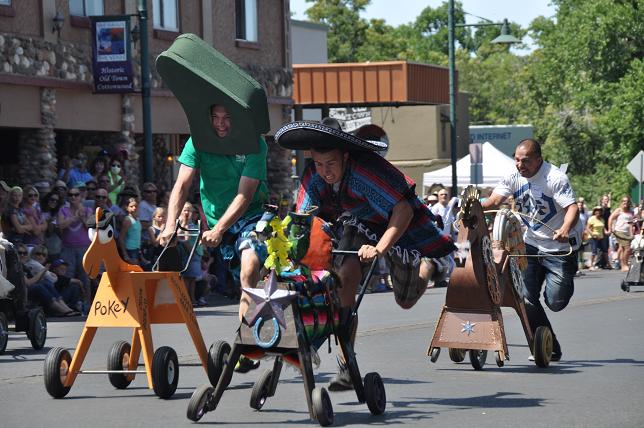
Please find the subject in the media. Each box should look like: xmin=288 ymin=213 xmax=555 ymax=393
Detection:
xmin=427 ymin=186 xmax=553 ymax=369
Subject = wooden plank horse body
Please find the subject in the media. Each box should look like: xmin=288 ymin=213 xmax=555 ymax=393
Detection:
xmin=43 ymin=207 xmax=213 ymax=398
xmin=427 ymin=186 xmax=553 ymax=369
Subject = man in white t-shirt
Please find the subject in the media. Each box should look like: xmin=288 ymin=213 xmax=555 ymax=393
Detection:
xmin=482 ymin=139 xmax=581 ymax=362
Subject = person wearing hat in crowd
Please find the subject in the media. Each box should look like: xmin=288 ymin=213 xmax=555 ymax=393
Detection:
xmin=586 ymin=206 xmax=609 ymax=270
xmin=59 ymin=152 xmax=94 ymax=187
xmin=156 ymin=34 xmax=273 ymax=373
xmin=50 ymin=258 xmax=85 ymax=313
xmin=275 ymin=119 xmax=455 ymax=390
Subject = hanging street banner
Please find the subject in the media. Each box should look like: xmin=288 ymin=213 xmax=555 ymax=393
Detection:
xmin=90 ymin=15 xmax=134 ymax=93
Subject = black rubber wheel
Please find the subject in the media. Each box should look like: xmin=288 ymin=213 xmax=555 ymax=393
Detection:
xmin=533 ymin=326 xmax=553 ymax=368
xmin=469 ymin=349 xmax=487 ymax=370
xmin=495 ymin=351 xmax=505 ymax=367
xmin=621 ymin=281 xmax=630 ymax=292
xmin=250 ymin=369 xmax=273 ymax=410
xmin=207 ymin=340 xmax=231 ymax=388
xmin=312 ymin=387 xmax=334 ymax=427
xmin=448 ymin=348 xmax=466 ymax=363
xmin=44 ymin=347 xmax=72 ymax=398
xmin=429 ymin=347 xmax=441 ymax=363
xmin=364 ymin=372 xmax=386 ymax=415
xmin=187 ymin=384 xmax=214 ymax=422
xmin=152 ymin=346 xmax=179 ymax=399
xmin=0 ymin=312 xmax=8 ymax=354
xmin=27 ymin=308 xmax=47 ymax=350
xmin=107 ymin=341 xmax=133 ymax=389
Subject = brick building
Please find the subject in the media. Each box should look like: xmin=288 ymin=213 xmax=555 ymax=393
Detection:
xmin=0 ymin=0 xmax=294 ymax=197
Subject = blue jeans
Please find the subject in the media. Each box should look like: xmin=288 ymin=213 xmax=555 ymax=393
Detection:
xmin=522 ymin=244 xmax=577 ymax=354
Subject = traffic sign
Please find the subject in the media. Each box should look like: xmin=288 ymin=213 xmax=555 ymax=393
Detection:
xmin=626 ymin=150 xmax=644 ymax=183
xmin=627 ymin=150 xmax=644 ymax=203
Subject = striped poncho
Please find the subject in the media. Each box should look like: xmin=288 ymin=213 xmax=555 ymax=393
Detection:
xmin=296 ymin=152 xmax=455 ymax=259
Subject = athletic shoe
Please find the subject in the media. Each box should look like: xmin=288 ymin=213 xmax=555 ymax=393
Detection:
xmin=234 ymin=356 xmax=260 ymax=373
xmin=328 ymin=361 xmax=353 ymax=391
xmin=528 ymin=352 xmax=562 ymax=362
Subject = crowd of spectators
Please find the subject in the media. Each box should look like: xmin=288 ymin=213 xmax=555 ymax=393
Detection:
xmin=0 ymin=149 xmax=229 ymax=318
xmin=422 ymin=189 xmax=643 ymax=275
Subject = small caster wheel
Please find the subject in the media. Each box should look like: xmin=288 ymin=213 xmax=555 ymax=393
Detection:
xmin=152 ymin=346 xmax=179 ymax=399
xmin=187 ymin=384 xmax=214 ymax=422
xmin=208 ymin=340 xmax=231 ymax=388
xmin=27 ymin=308 xmax=47 ymax=350
xmin=0 ymin=312 xmax=8 ymax=354
xmin=533 ymin=326 xmax=553 ymax=368
xmin=312 ymin=387 xmax=334 ymax=427
xmin=495 ymin=351 xmax=505 ymax=367
xmin=364 ymin=372 xmax=386 ymax=415
xmin=448 ymin=348 xmax=466 ymax=363
xmin=44 ymin=347 xmax=72 ymax=398
xmin=469 ymin=349 xmax=487 ymax=370
xmin=250 ymin=369 xmax=273 ymax=410
xmin=621 ymin=281 xmax=630 ymax=292
xmin=107 ymin=340 xmax=133 ymax=389
xmin=430 ymin=347 xmax=441 ymax=362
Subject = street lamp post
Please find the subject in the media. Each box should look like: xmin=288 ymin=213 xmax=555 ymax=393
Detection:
xmin=447 ymin=0 xmax=521 ymax=195
xmin=137 ymin=0 xmax=153 ymax=183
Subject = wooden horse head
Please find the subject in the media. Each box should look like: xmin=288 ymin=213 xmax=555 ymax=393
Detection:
xmin=82 ymin=207 xmax=142 ymax=280
xmin=447 ymin=186 xmax=503 ymax=309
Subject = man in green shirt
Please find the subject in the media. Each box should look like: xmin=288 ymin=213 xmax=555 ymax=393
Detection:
xmin=160 ymin=104 xmax=268 ymax=372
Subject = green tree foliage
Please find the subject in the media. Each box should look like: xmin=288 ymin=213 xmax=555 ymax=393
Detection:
xmin=301 ymin=0 xmax=643 ymax=202
xmin=528 ymin=0 xmax=644 ymax=202
xmin=304 ymin=0 xmax=370 ymax=63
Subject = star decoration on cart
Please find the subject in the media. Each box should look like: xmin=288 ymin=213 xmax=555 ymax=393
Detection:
xmin=242 ymin=270 xmax=297 ymax=329
xmin=461 ymin=321 xmax=477 ymax=336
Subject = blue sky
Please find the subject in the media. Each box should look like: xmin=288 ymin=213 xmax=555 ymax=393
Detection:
xmin=290 ymin=0 xmax=556 ymax=52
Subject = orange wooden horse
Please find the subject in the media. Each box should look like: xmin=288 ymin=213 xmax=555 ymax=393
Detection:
xmin=44 ymin=207 xmax=214 ymax=399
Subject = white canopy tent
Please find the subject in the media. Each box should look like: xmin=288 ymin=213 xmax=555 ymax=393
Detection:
xmin=423 ymin=142 xmax=516 ymax=189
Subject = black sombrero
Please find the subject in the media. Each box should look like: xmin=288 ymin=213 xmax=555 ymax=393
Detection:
xmin=156 ymin=34 xmax=270 ymax=155
xmin=275 ymin=121 xmax=388 ymax=152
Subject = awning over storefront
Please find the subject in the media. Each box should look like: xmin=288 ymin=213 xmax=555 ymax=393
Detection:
xmin=293 ymin=61 xmax=453 ymax=108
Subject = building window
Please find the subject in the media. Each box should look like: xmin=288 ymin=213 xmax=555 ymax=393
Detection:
xmin=69 ymin=0 xmax=104 ymax=16
xmin=235 ymin=0 xmax=257 ymax=42
xmin=153 ymin=0 xmax=179 ymax=31
xmin=0 ymin=0 xmax=11 ymax=6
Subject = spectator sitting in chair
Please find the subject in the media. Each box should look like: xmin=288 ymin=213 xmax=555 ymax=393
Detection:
xmin=16 ymin=243 xmax=80 ymax=317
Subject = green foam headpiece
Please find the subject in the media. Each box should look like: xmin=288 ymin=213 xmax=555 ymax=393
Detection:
xmin=156 ymin=33 xmax=270 ymax=154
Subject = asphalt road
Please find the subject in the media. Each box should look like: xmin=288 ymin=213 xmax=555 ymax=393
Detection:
xmin=1 ymin=268 xmax=643 ymax=428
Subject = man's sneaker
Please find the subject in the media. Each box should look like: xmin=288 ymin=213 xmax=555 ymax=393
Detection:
xmin=373 ymin=282 xmax=388 ymax=293
xmin=528 ymin=352 xmax=562 ymax=362
xmin=328 ymin=361 xmax=353 ymax=391
xmin=234 ymin=356 xmax=260 ymax=373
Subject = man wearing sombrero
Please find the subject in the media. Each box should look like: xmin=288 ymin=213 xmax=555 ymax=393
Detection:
xmin=156 ymin=34 xmax=271 ymax=373
xmin=275 ymin=120 xmax=455 ymax=390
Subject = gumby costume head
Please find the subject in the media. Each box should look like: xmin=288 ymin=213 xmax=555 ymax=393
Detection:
xmin=156 ymin=33 xmax=270 ymax=155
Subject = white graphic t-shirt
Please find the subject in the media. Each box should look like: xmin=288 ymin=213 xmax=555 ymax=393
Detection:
xmin=492 ymin=161 xmax=582 ymax=252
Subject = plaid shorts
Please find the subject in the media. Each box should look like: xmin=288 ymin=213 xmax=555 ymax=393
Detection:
xmin=334 ymin=218 xmax=432 ymax=309
xmin=220 ymin=214 xmax=268 ymax=282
